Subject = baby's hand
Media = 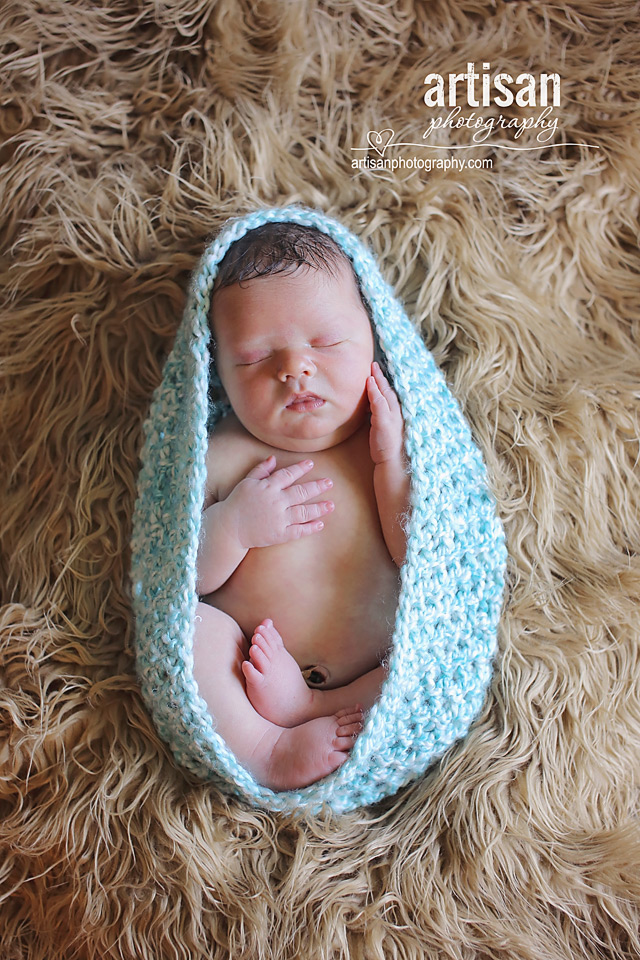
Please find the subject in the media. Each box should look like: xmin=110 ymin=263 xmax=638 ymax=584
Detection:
xmin=367 ymin=361 xmax=404 ymax=465
xmin=222 ymin=456 xmax=335 ymax=550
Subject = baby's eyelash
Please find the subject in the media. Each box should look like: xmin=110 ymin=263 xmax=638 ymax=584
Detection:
xmin=237 ymin=357 xmax=268 ymax=366
xmin=237 ymin=341 xmax=344 ymax=365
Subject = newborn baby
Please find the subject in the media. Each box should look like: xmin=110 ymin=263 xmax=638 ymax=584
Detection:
xmin=192 ymin=222 xmax=410 ymax=792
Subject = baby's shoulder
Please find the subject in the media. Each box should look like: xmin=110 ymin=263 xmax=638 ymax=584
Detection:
xmin=204 ymin=411 xmax=265 ymax=505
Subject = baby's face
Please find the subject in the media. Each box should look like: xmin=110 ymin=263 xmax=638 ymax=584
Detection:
xmin=211 ymin=262 xmax=375 ymax=452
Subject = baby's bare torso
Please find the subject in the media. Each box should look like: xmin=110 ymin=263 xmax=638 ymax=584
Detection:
xmin=202 ymin=412 xmax=400 ymax=688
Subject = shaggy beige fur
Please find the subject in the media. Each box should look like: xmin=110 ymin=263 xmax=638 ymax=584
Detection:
xmin=1 ymin=0 xmax=639 ymax=957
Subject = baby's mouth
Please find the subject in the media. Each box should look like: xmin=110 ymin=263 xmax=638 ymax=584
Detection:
xmin=286 ymin=392 xmax=325 ymax=412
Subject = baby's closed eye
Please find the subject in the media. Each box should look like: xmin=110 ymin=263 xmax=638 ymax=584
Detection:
xmin=236 ymin=353 xmax=270 ymax=366
xmin=310 ymin=338 xmax=345 ymax=348
xmin=236 ymin=340 xmax=345 ymax=365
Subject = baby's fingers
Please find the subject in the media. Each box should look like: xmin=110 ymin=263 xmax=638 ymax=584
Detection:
xmin=368 ymin=362 xmax=401 ymax=414
xmin=285 ymin=475 xmax=334 ymax=511
xmin=287 ymin=499 xmax=334 ymax=525
xmin=244 ymin=455 xmax=278 ymax=481
xmin=367 ymin=374 xmax=387 ymax=412
xmin=285 ymin=517 xmax=327 ymax=539
xmin=271 ymin=458 xmax=316 ymax=489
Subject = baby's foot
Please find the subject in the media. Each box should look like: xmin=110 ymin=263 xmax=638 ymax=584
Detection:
xmin=250 ymin=706 xmax=364 ymax=791
xmin=242 ymin=619 xmax=315 ymax=727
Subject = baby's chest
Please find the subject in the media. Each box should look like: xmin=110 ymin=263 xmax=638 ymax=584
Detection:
xmin=209 ymin=427 xmax=377 ymax=521
xmin=310 ymin=447 xmax=379 ymax=529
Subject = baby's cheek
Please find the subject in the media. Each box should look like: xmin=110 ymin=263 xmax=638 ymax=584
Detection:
xmin=231 ymin=379 xmax=264 ymax=415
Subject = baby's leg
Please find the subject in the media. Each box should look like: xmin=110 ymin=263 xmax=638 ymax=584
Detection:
xmin=242 ymin=618 xmax=318 ymax=726
xmin=244 ymin=618 xmax=387 ymax=726
xmin=192 ymin=602 xmax=363 ymax=791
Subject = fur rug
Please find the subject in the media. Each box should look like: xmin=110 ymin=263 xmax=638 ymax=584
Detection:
xmin=1 ymin=1 xmax=639 ymax=957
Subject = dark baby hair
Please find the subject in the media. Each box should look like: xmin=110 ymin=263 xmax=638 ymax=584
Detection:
xmin=210 ymin=220 xmax=372 ymax=317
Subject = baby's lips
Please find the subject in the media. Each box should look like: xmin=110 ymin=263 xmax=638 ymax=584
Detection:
xmin=286 ymin=392 xmax=323 ymax=406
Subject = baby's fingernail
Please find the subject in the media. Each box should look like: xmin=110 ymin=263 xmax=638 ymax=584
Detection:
xmin=305 ymin=459 xmax=314 ymax=468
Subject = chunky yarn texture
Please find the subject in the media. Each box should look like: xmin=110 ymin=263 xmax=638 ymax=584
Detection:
xmin=129 ymin=206 xmax=507 ymax=815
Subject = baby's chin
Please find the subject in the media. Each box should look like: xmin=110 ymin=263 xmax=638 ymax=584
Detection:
xmin=256 ymin=431 xmax=348 ymax=454
xmin=253 ymin=416 xmax=366 ymax=453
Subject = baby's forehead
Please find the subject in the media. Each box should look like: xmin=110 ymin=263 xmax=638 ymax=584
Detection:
xmin=210 ymin=260 xmax=367 ymax=333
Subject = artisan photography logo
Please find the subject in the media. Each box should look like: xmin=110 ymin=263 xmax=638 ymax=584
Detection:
xmin=352 ymin=61 xmax=599 ymax=174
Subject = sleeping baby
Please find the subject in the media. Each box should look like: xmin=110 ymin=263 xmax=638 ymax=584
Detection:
xmin=192 ymin=221 xmax=410 ymax=792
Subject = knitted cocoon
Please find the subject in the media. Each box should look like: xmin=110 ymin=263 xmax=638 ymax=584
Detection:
xmin=129 ymin=206 xmax=507 ymax=816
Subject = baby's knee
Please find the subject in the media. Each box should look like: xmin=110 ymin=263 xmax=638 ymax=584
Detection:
xmin=194 ymin=601 xmax=250 ymax=659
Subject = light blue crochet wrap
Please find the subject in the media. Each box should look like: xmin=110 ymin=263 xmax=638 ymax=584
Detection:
xmin=130 ymin=205 xmax=507 ymax=816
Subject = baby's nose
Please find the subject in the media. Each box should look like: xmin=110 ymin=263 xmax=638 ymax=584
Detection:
xmin=276 ymin=349 xmax=316 ymax=381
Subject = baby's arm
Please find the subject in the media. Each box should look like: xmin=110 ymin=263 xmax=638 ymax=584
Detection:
xmin=367 ymin=362 xmax=410 ymax=567
xmin=196 ymin=455 xmax=335 ymax=596
xmin=196 ymin=500 xmax=250 ymax=596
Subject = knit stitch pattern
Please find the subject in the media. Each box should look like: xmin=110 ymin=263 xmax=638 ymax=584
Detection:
xmin=129 ymin=206 xmax=507 ymax=816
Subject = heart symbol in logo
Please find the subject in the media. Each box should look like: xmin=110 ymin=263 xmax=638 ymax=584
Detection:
xmin=367 ymin=128 xmax=395 ymax=157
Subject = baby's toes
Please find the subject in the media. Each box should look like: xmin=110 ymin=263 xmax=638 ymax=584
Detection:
xmin=335 ymin=705 xmax=364 ymax=726
xmin=256 ymin=618 xmax=284 ymax=648
xmin=333 ymin=713 xmax=364 ymax=751
xmin=248 ymin=640 xmax=271 ymax=675
xmin=333 ymin=727 xmax=362 ymax=752
xmin=250 ymin=631 xmax=270 ymax=655
xmin=241 ymin=658 xmax=265 ymax=687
